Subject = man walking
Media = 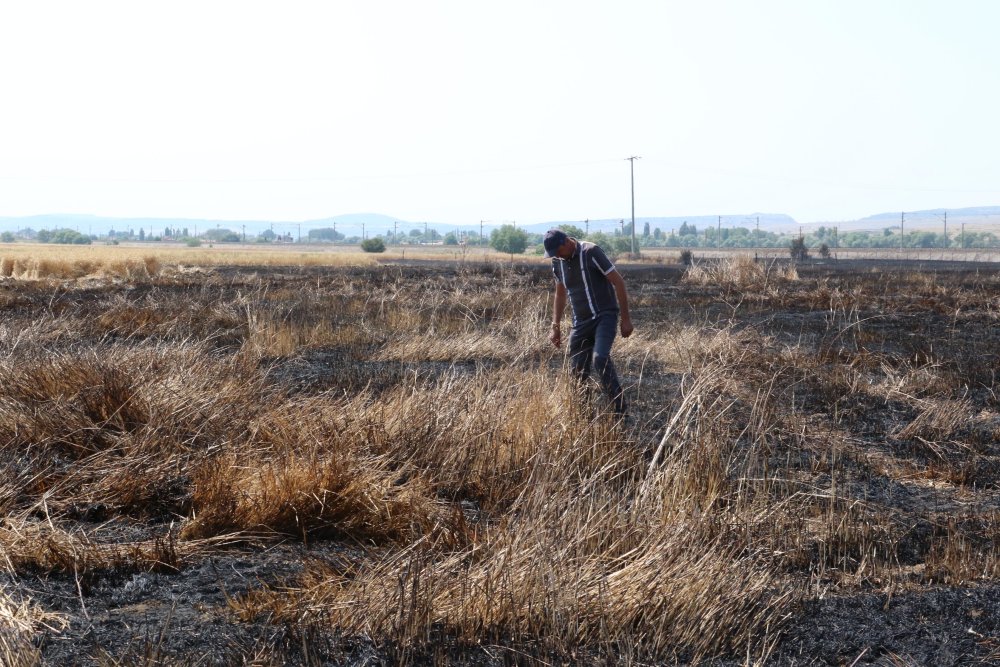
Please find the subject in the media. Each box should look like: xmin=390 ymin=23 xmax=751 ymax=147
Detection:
xmin=544 ymin=229 xmax=633 ymax=417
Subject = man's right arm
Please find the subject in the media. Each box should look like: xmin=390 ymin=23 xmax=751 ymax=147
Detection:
xmin=549 ymin=281 xmax=567 ymax=348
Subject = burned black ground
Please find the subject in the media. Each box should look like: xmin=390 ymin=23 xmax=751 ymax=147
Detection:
xmin=1 ymin=258 xmax=1000 ymax=665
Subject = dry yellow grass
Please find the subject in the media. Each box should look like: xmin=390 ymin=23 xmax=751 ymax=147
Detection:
xmin=0 ymin=241 xmax=557 ymax=280
xmin=0 ymin=242 xmax=382 ymax=278
xmin=0 ymin=241 xmax=674 ymax=282
xmin=0 ymin=584 xmax=65 ymax=666
xmin=682 ymin=254 xmax=799 ymax=289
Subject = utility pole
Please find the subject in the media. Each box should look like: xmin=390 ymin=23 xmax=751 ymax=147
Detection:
xmin=362 ymin=223 xmax=365 ymax=240
xmin=626 ymin=156 xmax=640 ymax=255
xmin=585 ymin=218 xmax=589 ymax=236
xmin=480 ymin=220 xmax=484 ymax=246
xmin=297 ymin=223 xmax=301 ymax=243
xmin=900 ymin=212 xmax=904 ymax=252
xmin=242 ymin=224 xmax=246 ymax=243
xmin=943 ymin=211 xmax=948 ymax=247
xmin=394 ymin=221 xmax=398 ymax=244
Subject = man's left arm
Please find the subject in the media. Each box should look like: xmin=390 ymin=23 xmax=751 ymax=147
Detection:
xmin=607 ymin=270 xmax=633 ymax=338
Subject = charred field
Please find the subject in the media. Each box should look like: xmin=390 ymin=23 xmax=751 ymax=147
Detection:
xmin=1 ymin=254 xmax=1000 ymax=665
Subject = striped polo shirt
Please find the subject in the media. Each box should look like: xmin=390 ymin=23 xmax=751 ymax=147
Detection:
xmin=551 ymin=241 xmax=619 ymax=326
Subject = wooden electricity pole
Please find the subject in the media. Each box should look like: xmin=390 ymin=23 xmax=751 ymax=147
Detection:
xmin=626 ymin=156 xmax=640 ymax=255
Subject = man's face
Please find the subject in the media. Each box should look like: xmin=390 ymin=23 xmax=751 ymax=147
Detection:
xmin=554 ymin=238 xmax=575 ymax=260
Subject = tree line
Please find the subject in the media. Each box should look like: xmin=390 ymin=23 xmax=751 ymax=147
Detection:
xmin=4 ymin=222 xmax=998 ymax=253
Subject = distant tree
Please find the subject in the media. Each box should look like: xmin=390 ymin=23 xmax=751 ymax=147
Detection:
xmin=653 ymin=227 xmax=662 ymax=241
xmin=0 ymin=232 xmax=13 ymax=243
xmin=789 ymin=237 xmax=809 ymax=261
xmin=643 ymin=221 xmax=650 ymax=238
xmin=818 ymin=243 xmax=830 ymax=258
xmin=490 ymin=224 xmax=528 ymax=257
xmin=37 ymin=228 xmax=91 ymax=245
xmin=558 ymin=224 xmax=585 ymax=239
xmin=444 ymin=232 xmax=459 ymax=245
xmin=588 ymin=231 xmax=614 ymax=252
xmin=614 ymin=235 xmax=633 ymax=255
xmin=139 ymin=228 xmax=146 ymax=241
xmin=910 ymin=231 xmax=938 ymax=248
xmin=259 ymin=229 xmax=276 ymax=241
xmin=308 ymin=227 xmax=344 ymax=242
xmin=586 ymin=231 xmax=631 ymax=258
xmin=361 ymin=237 xmax=386 ymax=253
xmin=204 ymin=228 xmax=239 ymax=242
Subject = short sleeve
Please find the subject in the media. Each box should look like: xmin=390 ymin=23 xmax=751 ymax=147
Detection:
xmin=551 ymin=259 xmax=563 ymax=284
xmin=589 ymin=245 xmax=616 ymax=275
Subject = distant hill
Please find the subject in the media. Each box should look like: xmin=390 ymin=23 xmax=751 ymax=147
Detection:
xmin=861 ymin=205 xmax=1000 ymax=222
xmin=858 ymin=206 xmax=1000 ymax=230
xmin=814 ymin=206 xmax=1000 ymax=233
xmin=305 ymin=213 xmax=406 ymax=229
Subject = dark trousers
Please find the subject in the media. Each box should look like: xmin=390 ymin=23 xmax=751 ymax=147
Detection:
xmin=569 ymin=311 xmax=626 ymax=415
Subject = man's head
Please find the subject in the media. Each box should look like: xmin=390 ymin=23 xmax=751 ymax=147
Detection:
xmin=543 ymin=229 xmax=575 ymax=259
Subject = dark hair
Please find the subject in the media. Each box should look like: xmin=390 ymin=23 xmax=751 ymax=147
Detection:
xmin=543 ymin=229 xmax=568 ymax=257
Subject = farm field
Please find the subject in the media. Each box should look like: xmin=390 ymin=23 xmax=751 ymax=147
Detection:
xmin=2 ymin=249 xmax=1000 ymax=665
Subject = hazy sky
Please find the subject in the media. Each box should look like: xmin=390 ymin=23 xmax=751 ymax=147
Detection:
xmin=2 ymin=0 xmax=999 ymax=225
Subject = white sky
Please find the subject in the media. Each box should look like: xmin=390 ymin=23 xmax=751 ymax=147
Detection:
xmin=2 ymin=0 xmax=999 ymax=224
